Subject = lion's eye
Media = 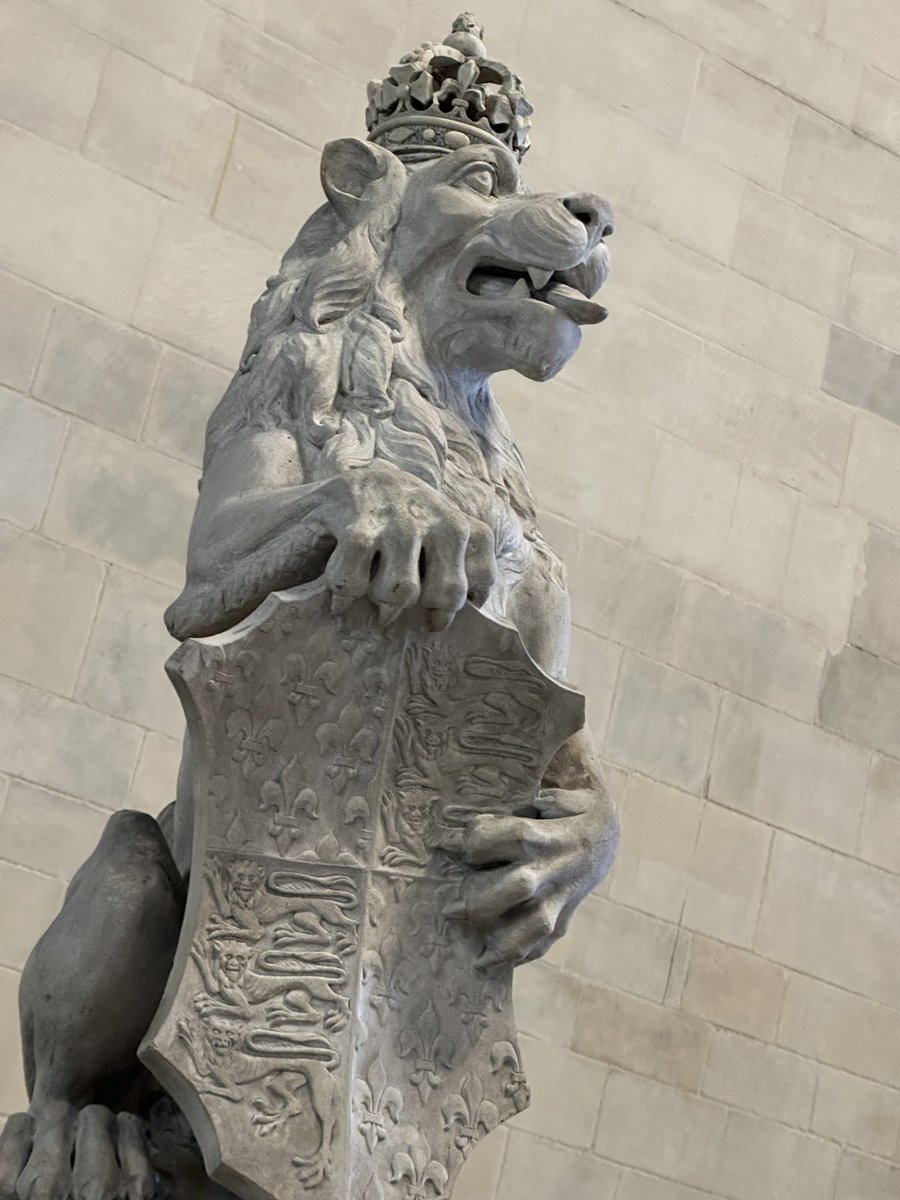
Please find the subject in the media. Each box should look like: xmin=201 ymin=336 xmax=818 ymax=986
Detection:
xmin=458 ymin=165 xmax=498 ymax=197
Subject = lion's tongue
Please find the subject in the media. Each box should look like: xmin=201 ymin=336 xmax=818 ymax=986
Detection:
xmin=538 ymin=282 xmax=608 ymax=324
xmin=469 ymin=271 xmax=607 ymax=324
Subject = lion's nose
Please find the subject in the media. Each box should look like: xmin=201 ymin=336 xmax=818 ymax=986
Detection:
xmin=562 ymin=193 xmax=615 ymax=241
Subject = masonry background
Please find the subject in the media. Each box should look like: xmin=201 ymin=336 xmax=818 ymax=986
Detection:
xmin=2 ymin=0 xmax=900 ymax=1195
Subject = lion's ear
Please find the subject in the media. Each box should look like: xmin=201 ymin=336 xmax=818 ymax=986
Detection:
xmin=320 ymin=138 xmax=404 ymax=226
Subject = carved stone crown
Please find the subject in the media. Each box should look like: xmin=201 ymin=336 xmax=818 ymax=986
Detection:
xmin=365 ymin=12 xmax=533 ymax=163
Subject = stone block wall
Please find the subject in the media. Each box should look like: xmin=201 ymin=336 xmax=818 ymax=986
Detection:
xmin=1 ymin=0 xmax=899 ymax=1195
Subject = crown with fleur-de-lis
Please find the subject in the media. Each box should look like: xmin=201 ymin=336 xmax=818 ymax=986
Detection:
xmin=365 ymin=13 xmax=533 ymax=163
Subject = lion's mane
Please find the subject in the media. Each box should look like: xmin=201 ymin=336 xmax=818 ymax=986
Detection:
xmin=202 ymin=182 xmax=564 ymax=610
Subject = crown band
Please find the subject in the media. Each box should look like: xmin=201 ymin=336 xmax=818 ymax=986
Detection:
xmin=365 ymin=13 xmax=533 ymax=163
xmin=368 ymin=113 xmax=511 ymax=160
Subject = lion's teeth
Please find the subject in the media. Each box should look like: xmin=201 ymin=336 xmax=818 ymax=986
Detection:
xmin=528 ymin=268 xmax=553 ymax=291
xmin=510 ymin=277 xmax=531 ymax=299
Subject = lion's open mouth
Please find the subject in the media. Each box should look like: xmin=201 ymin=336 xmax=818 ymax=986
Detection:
xmin=466 ymin=261 xmax=608 ymax=325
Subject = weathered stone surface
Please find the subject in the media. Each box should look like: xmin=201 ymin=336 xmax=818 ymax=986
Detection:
xmin=510 ymin=1037 xmax=607 ymax=1147
xmin=571 ymin=534 xmax=682 ymax=659
xmin=0 ymin=0 xmax=107 ymax=148
xmin=833 ymin=1152 xmax=900 ymax=1200
xmin=715 ymin=469 xmax=796 ymax=611
xmin=616 ymin=1172 xmax=716 ymax=1200
xmin=0 ymin=123 xmax=161 ymax=321
xmin=688 ymin=346 xmax=853 ymax=504
xmin=214 ymin=117 xmax=323 ymax=253
xmin=732 ymin=186 xmax=853 ymax=315
xmin=43 ymin=421 xmax=196 ymax=588
xmin=594 ymin=1073 xmax=727 ymax=1191
xmin=854 ymin=66 xmax=900 ymax=157
xmin=0 ymin=780 xmax=109 ymax=880
xmin=574 ymin=985 xmax=710 ymax=1090
xmin=512 ymin=962 xmax=582 ymax=1045
xmin=844 ymin=241 xmax=900 ymax=354
xmin=612 ymin=220 xmax=770 ymax=359
xmin=824 ymin=0 xmax=900 ymax=82
xmin=450 ymin=1127 xmax=508 ymax=1200
xmin=133 ymin=207 xmax=274 ymax=368
xmin=0 ymin=675 xmax=142 ymax=808
xmin=819 ymin=645 xmax=900 ymax=758
xmin=670 ymin=579 xmax=825 ymax=721
xmin=779 ymin=498 xmax=866 ymax=641
xmin=42 ymin=0 xmax=209 ymax=79
xmin=843 ymin=411 xmax=900 ymax=530
xmin=756 ymin=832 xmax=900 ymax=1007
xmin=497 ymin=1129 xmax=617 ymax=1200
xmin=607 ymin=775 xmax=703 ymax=922
xmin=0 ymin=966 xmax=28 ymax=1113
xmin=557 ymin=896 xmax=678 ymax=1002
xmin=849 ymin=526 xmax=900 ymax=665
xmin=520 ymin=0 xmax=700 ymax=140
xmin=702 ymin=1031 xmax=816 ymax=1128
xmin=0 ymin=271 xmax=53 ymax=392
xmin=143 ymin=349 xmax=230 ymax=469
xmin=624 ymin=0 xmax=861 ymax=124
xmin=605 ymin=651 xmax=719 ymax=795
xmin=708 ymin=695 xmax=868 ymax=850
xmin=682 ymin=804 xmax=771 ymax=948
xmin=566 ymin=627 xmax=621 ymax=746
xmin=779 ymin=973 xmax=900 ymax=1087
xmin=758 ymin=294 xmax=830 ymax=391
xmin=783 ymin=114 xmax=900 ymax=255
xmin=823 ymin=325 xmax=900 ymax=426
xmin=84 ymin=51 xmax=235 ymax=210
xmin=194 ymin=12 xmax=357 ymax=147
xmin=859 ymin=756 xmax=900 ymax=875
xmin=0 ymin=863 xmax=65 ymax=969
xmin=32 ymin=304 xmax=161 ymax=438
xmin=125 ymin=732 xmax=182 ymax=817
xmin=642 ymin=437 xmax=740 ymax=578
xmin=812 ymin=1066 xmax=900 ymax=1158
xmin=685 ymin=60 xmax=795 ymax=190
xmin=76 ymin=568 xmax=182 ymax=738
xmin=553 ymin=94 xmax=743 ymax=265
xmin=0 ymin=387 xmax=67 ymax=530
xmin=0 ymin=525 xmax=104 ymax=695
xmin=714 ymin=1112 xmax=839 ymax=1200
xmin=682 ymin=936 xmax=786 ymax=1040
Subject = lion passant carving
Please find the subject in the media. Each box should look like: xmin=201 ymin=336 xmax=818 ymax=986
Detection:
xmin=0 ymin=14 xmax=619 ymax=1200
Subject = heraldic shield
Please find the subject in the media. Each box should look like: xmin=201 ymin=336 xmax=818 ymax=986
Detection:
xmin=140 ymin=580 xmax=584 ymax=1200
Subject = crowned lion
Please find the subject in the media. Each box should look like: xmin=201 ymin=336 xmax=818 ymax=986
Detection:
xmin=2 ymin=15 xmax=618 ymax=1200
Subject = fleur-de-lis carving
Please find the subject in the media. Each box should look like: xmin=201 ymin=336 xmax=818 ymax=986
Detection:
xmin=315 ymin=702 xmax=380 ymax=793
xmin=490 ymin=1040 xmax=530 ymax=1113
xmin=281 ymin=653 xmax=341 ymax=724
xmin=441 ymin=1073 xmax=500 ymax=1160
xmin=362 ymin=666 xmax=390 ymax=719
xmin=353 ymin=1056 xmax=403 ymax=1154
xmin=362 ymin=932 xmax=417 ymax=1025
xmin=259 ymin=757 xmax=319 ymax=855
xmin=344 ymin=794 xmax=373 ymax=856
xmin=451 ymin=975 xmax=507 ymax=1046
xmin=399 ymin=999 xmax=455 ymax=1103
xmin=389 ymin=1136 xmax=448 ymax=1200
xmin=198 ymin=646 xmax=257 ymax=705
xmin=225 ymin=709 xmax=285 ymax=776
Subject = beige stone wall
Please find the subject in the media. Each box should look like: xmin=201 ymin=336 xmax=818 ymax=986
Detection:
xmin=1 ymin=0 xmax=899 ymax=1194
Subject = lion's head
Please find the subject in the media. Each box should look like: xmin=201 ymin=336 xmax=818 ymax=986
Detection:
xmin=204 ymin=137 xmax=612 ymax=592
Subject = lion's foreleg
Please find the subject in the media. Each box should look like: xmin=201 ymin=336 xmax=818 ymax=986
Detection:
xmin=292 ymin=1064 xmax=336 ymax=1188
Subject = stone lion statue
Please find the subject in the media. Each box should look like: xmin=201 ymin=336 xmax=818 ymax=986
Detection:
xmin=0 ymin=44 xmax=618 ymax=1200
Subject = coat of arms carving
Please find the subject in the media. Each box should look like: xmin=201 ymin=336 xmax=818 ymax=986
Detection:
xmin=141 ymin=582 xmax=583 ymax=1200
